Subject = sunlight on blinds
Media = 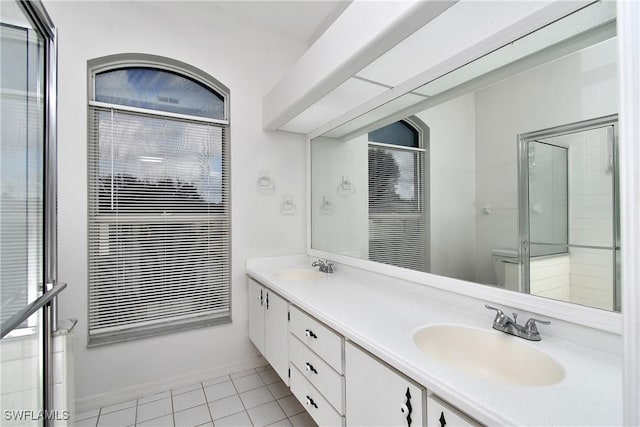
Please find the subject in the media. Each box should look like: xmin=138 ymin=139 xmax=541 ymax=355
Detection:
xmin=87 ymin=107 xmax=230 ymax=343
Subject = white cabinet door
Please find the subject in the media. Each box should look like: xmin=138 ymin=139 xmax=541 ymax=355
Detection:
xmin=248 ymin=279 xmax=265 ymax=355
xmin=346 ymin=342 xmax=424 ymax=427
xmin=265 ymin=289 xmax=289 ymax=384
xmin=426 ymin=395 xmax=480 ymax=427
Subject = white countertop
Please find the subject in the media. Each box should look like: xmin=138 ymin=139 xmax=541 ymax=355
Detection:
xmin=246 ymin=255 xmax=623 ymax=426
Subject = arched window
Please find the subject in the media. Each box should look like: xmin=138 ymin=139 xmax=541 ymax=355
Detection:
xmin=368 ymin=117 xmax=430 ymax=272
xmin=87 ymin=54 xmax=230 ymax=345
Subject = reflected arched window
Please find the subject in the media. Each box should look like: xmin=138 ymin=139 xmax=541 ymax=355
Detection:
xmin=367 ymin=118 xmax=430 ymax=272
xmin=368 ymin=120 xmax=420 ymax=148
xmin=87 ymin=54 xmax=230 ymax=345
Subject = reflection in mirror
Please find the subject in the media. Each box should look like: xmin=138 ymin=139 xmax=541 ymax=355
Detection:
xmin=311 ymin=1 xmax=621 ymax=312
xmin=520 ymin=116 xmax=620 ymax=311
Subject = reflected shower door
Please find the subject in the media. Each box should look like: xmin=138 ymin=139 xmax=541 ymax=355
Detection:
xmin=527 ymin=141 xmax=568 ymax=258
xmin=521 ymin=116 xmax=619 ymax=311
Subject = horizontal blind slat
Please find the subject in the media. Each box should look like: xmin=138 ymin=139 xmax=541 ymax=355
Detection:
xmin=368 ymin=144 xmax=428 ymax=272
xmin=87 ymin=105 xmax=230 ymax=340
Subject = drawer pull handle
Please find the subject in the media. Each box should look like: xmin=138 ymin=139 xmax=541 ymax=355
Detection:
xmin=404 ymin=387 xmax=413 ymax=426
xmin=304 ymin=329 xmax=318 ymax=339
xmin=439 ymin=411 xmax=447 ymax=427
xmin=305 ymin=395 xmax=318 ymax=409
xmin=259 ymin=289 xmax=263 ymax=305
xmin=305 ymin=362 xmax=318 ymax=374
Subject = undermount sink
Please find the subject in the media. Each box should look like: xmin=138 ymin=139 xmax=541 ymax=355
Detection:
xmin=413 ymin=325 xmax=564 ymax=387
xmin=274 ymin=268 xmax=326 ymax=281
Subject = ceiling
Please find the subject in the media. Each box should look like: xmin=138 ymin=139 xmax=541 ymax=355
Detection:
xmin=278 ymin=1 xmax=558 ymax=135
xmin=191 ymin=0 xmax=349 ymax=46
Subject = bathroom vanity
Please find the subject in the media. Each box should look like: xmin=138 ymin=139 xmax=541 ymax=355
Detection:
xmin=247 ymin=255 xmax=622 ymax=426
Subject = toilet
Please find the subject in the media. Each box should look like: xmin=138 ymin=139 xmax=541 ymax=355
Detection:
xmin=491 ymin=248 xmax=521 ymax=292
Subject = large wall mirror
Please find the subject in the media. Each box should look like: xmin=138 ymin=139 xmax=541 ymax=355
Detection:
xmin=311 ymin=1 xmax=621 ymax=312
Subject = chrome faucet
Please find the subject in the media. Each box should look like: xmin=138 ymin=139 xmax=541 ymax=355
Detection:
xmin=311 ymin=259 xmax=334 ymax=274
xmin=485 ymin=305 xmax=550 ymax=341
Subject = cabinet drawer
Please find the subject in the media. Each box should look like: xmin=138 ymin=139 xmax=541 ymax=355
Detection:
xmin=290 ymin=334 xmax=344 ymax=414
xmin=290 ymin=306 xmax=344 ymax=373
xmin=290 ymin=365 xmax=345 ymax=427
xmin=427 ymin=394 xmax=481 ymax=427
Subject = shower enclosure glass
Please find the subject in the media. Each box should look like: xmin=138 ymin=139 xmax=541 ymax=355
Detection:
xmin=519 ymin=115 xmax=620 ymax=311
xmin=1 ymin=0 xmax=62 ymax=421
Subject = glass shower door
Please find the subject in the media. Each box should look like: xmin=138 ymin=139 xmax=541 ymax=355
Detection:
xmin=520 ymin=116 xmax=620 ymax=311
xmin=527 ymin=141 xmax=568 ymax=258
xmin=1 ymin=1 xmax=62 ymax=424
xmin=1 ymin=4 xmax=46 ymax=423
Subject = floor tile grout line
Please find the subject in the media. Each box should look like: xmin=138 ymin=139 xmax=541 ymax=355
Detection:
xmin=202 ymin=375 xmax=231 ymax=389
xmin=134 ymin=398 xmax=139 ymax=426
xmin=199 ymin=381 xmax=216 ymax=426
xmin=170 ymin=387 xmax=176 ymax=427
xmin=262 ymin=380 xmax=290 ymax=425
xmin=230 ymin=368 xmax=259 ymax=380
xmin=137 ymin=391 xmax=172 ymax=406
xmin=233 ymin=380 xmax=268 ymax=397
xmin=172 ymin=386 xmax=211 ymax=414
xmin=90 ymin=368 xmax=294 ymax=427
xmin=205 ymin=392 xmax=246 ymax=422
xmin=171 ymin=383 xmax=206 ymax=398
xmin=254 ymin=400 xmax=289 ymax=426
xmin=135 ymin=410 xmax=174 ymax=426
xmin=273 ymin=396 xmax=292 ymax=420
xmin=228 ymin=371 xmax=255 ymax=427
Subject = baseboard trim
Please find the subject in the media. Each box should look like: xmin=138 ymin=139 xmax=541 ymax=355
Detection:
xmin=74 ymin=355 xmax=267 ymax=414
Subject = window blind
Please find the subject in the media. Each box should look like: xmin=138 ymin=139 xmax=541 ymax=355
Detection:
xmin=87 ymin=106 xmax=230 ymax=344
xmin=368 ymin=145 xmax=429 ymax=272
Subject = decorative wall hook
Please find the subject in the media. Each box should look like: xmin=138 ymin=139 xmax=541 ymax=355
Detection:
xmin=337 ymin=175 xmax=355 ymax=197
xmin=281 ymin=194 xmax=296 ymax=215
xmin=320 ymin=196 xmax=335 ymax=215
xmin=257 ymin=170 xmax=275 ymax=193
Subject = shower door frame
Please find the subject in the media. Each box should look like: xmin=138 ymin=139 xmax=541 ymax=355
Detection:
xmin=517 ymin=114 xmax=619 ymax=308
xmin=0 ymin=0 xmax=61 ymax=420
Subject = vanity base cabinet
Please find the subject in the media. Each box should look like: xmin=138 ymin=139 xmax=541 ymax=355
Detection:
xmin=288 ymin=306 xmax=346 ymax=425
xmin=345 ymin=342 xmax=424 ymax=427
xmin=426 ymin=394 xmax=481 ymax=427
xmin=248 ymin=279 xmax=265 ymax=354
xmin=289 ymin=334 xmax=344 ymax=413
xmin=290 ymin=365 xmax=345 ymax=426
xmin=248 ymin=278 xmax=289 ymax=385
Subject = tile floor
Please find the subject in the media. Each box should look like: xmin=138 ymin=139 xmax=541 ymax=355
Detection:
xmin=74 ymin=365 xmax=318 ymax=427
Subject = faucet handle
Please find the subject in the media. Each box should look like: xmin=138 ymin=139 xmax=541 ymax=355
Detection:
xmin=326 ymin=263 xmax=334 ymax=274
xmin=524 ymin=318 xmax=550 ymax=335
xmin=485 ymin=304 xmax=507 ymax=324
xmin=485 ymin=304 xmax=504 ymax=316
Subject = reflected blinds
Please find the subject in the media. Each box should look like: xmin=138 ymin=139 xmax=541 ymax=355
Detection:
xmin=368 ymin=144 xmax=429 ymax=272
xmin=87 ymin=106 xmax=230 ymax=343
xmin=1 ymin=93 xmax=43 ymax=326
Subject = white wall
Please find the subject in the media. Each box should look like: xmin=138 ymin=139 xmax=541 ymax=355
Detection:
xmin=311 ymin=91 xmax=477 ymax=281
xmin=474 ymin=37 xmax=618 ymax=285
xmin=45 ymin=0 xmax=308 ymax=410
xmin=417 ymin=93 xmax=477 ymax=281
